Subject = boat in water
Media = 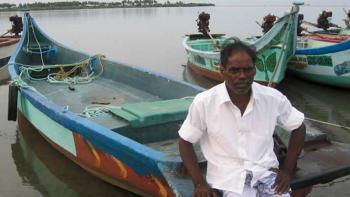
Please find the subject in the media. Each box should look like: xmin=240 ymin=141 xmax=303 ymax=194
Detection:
xmin=13 ymin=113 xmax=134 ymax=196
xmin=288 ymin=33 xmax=350 ymax=88
xmin=0 ymin=15 xmax=22 ymax=81
xmin=0 ymin=36 xmax=19 ymax=66
xmin=286 ymin=10 xmax=350 ymax=88
xmin=8 ymin=12 xmax=350 ymax=197
xmin=183 ymin=3 xmax=301 ymax=87
xmin=0 ymin=36 xmax=19 ymax=81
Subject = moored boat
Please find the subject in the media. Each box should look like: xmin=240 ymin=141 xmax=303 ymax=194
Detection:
xmin=8 ymin=12 xmax=350 ymax=197
xmin=0 ymin=36 xmax=19 ymax=81
xmin=288 ymin=37 xmax=350 ymax=88
xmin=1 ymin=15 xmax=22 ymax=81
xmin=183 ymin=3 xmax=301 ymax=87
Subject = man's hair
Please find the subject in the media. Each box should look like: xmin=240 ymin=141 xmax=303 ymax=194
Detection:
xmin=220 ymin=41 xmax=257 ymax=67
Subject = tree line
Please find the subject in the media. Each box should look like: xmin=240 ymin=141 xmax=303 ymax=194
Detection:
xmin=0 ymin=1 xmax=214 ymax=11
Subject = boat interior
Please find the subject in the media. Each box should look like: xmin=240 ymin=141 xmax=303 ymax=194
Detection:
xmin=297 ymin=37 xmax=336 ymax=49
xmin=14 ymin=16 xmax=206 ymax=162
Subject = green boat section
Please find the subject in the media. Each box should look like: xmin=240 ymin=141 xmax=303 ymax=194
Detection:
xmin=109 ymin=97 xmax=193 ymax=128
xmin=184 ymin=3 xmax=300 ymax=85
xmin=288 ymin=32 xmax=350 ymax=88
xmin=306 ymin=55 xmax=333 ymax=67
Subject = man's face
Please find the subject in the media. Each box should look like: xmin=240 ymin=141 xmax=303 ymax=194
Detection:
xmin=220 ymin=50 xmax=256 ymax=95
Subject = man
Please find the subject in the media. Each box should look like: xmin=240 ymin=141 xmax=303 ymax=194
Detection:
xmin=179 ymin=42 xmax=306 ymax=197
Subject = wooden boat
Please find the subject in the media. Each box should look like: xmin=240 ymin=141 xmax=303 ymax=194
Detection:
xmin=8 ymin=12 xmax=350 ymax=197
xmin=288 ymin=36 xmax=350 ymax=88
xmin=183 ymin=3 xmax=301 ymax=87
xmin=0 ymin=36 xmax=19 ymax=81
xmin=8 ymin=12 xmax=204 ymax=197
xmin=13 ymin=113 xmax=133 ymax=196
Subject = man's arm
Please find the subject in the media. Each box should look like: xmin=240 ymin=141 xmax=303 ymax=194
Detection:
xmin=275 ymin=123 xmax=306 ymax=194
xmin=179 ymin=138 xmax=217 ymax=197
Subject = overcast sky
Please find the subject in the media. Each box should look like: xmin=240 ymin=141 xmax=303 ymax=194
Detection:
xmin=0 ymin=0 xmax=349 ymax=7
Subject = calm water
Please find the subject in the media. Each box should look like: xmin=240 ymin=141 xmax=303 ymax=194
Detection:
xmin=1 ymin=6 xmax=350 ymax=197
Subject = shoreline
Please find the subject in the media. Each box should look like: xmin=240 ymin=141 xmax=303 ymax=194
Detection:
xmin=0 ymin=4 xmax=215 ymax=12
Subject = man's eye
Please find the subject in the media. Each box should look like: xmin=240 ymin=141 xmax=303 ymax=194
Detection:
xmin=244 ymin=67 xmax=254 ymax=72
xmin=228 ymin=68 xmax=240 ymax=73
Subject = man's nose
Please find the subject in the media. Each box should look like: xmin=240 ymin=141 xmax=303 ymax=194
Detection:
xmin=237 ymin=69 xmax=247 ymax=79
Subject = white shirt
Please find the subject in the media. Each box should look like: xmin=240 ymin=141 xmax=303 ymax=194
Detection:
xmin=178 ymin=82 xmax=304 ymax=194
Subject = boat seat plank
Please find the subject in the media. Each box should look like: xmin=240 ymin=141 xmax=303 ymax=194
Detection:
xmin=109 ymin=98 xmax=193 ymax=128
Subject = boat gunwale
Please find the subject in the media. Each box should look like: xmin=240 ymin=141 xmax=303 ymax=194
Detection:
xmin=0 ymin=36 xmax=19 ymax=47
xmin=296 ymin=39 xmax=350 ymax=55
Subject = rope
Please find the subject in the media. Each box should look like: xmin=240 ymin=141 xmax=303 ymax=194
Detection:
xmin=0 ymin=30 xmax=10 ymax=37
xmin=10 ymin=54 xmax=105 ymax=85
xmin=80 ymin=96 xmax=194 ymax=118
xmin=268 ymin=10 xmax=293 ymax=87
xmin=80 ymin=104 xmax=121 ymax=118
xmin=29 ymin=18 xmax=45 ymax=66
xmin=305 ymin=117 xmax=350 ymax=131
xmin=204 ymin=29 xmax=220 ymax=51
xmin=14 ymin=16 xmax=105 ymax=85
xmin=9 ymin=71 xmax=42 ymax=95
xmin=46 ymin=55 xmax=105 ymax=85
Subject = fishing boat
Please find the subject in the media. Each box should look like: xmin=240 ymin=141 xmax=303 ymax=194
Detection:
xmin=1 ymin=15 xmax=22 ymax=81
xmin=287 ymin=15 xmax=350 ymax=88
xmin=288 ymin=36 xmax=350 ymax=88
xmin=8 ymin=12 xmax=350 ymax=197
xmin=183 ymin=3 xmax=301 ymax=87
xmin=0 ymin=36 xmax=19 ymax=66
xmin=13 ymin=114 xmax=133 ymax=196
xmin=0 ymin=36 xmax=19 ymax=81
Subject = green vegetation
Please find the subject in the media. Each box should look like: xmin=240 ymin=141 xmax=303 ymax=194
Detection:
xmin=0 ymin=1 xmax=214 ymax=11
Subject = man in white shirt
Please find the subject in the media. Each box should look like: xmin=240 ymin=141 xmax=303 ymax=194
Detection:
xmin=178 ymin=42 xmax=306 ymax=197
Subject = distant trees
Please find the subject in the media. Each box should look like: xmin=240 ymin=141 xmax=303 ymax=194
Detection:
xmin=0 ymin=1 xmax=214 ymax=11
xmin=0 ymin=3 xmax=16 ymax=9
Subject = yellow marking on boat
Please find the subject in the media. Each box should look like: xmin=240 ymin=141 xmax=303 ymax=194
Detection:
xmin=110 ymin=155 xmax=128 ymax=178
xmin=86 ymin=141 xmax=101 ymax=167
xmin=151 ymin=176 xmax=167 ymax=197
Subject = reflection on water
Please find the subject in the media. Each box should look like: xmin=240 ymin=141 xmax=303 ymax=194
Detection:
xmin=279 ymin=74 xmax=350 ymax=143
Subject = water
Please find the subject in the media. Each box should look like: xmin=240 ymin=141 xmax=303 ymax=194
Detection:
xmin=1 ymin=5 xmax=350 ymax=197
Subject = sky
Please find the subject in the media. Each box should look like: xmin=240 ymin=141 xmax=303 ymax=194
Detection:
xmin=0 ymin=0 xmax=349 ymax=7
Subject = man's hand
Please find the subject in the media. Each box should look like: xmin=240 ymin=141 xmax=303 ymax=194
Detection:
xmin=274 ymin=168 xmax=291 ymax=195
xmin=275 ymin=123 xmax=305 ymax=194
xmin=193 ymin=182 xmax=218 ymax=197
xmin=179 ymin=138 xmax=217 ymax=197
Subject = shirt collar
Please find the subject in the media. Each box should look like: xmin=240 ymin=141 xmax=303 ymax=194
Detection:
xmin=217 ymin=82 xmax=259 ymax=105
